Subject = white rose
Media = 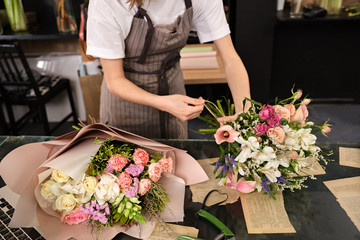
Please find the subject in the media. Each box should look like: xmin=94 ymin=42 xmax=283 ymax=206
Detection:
xmin=83 ymin=176 xmax=97 ymax=195
xmin=51 ymin=169 xmax=70 ymax=183
xmin=60 ymin=180 xmax=85 ymax=195
xmin=95 ymin=174 xmax=120 ymax=205
xmin=40 ymin=179 xmax=56 ymax=200
xmin=54 ymin=194 xmax=77 ymax=213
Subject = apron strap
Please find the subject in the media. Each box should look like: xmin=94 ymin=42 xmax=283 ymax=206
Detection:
xmin=185 ymin=0 xmax=192 ymax=9
xmin=135 ymin=8 xmax=155 ymax=64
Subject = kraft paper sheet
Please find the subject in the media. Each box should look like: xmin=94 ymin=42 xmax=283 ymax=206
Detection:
xmin=146 ymin=223 xmax=199 ymax=240
xmin=339 ymin=147 xmax=360 ymax=168
xmin=0 ymin=124 xmax=209 ymax=240
xmin=240 ymin=191 xmax=296 ymax=234
xmin=324 ymin=176 xmax=360 ymax=231
xmin=190 ymin=158 xmax=241 ymax=206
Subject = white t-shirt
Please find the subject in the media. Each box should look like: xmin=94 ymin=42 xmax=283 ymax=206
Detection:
xmin=86 ymin=0 xmax=230 ymax=59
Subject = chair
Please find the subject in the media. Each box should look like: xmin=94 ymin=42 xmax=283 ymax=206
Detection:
xmin=0 ymin=42 xmax=78 ymax=135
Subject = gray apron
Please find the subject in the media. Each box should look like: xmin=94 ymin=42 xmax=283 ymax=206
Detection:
xmin=100 ymin=0 xmax=193 ymax=139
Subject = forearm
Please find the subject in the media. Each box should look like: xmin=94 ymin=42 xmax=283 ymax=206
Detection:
xmin=224 ymin=56 xmax=251 ymax=112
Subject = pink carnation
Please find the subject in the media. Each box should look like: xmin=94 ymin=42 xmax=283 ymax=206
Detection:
xmin=267 ymin=113 xmax=282 ymax=127
xmin=108 ymin=154 xmax=129 ymax=171
xmin=61 ymin=207 xmax=90 ymax=225
xmin=158 ymin=156 xmax=174 ymax=173
xmin=148 ymin=163 xmax=163 ymax=182
xmin=254 ymin=123 xmax=270 ymax=136
xmin=118 ymin=171 xmax=133 ymax=190
xmin=259 ymin=105 xmax=274 ymax=121
xmin=133 ymin=148 xmax=149 ymax=166
xmin=138 ymin=179 xmax=152 ymax=196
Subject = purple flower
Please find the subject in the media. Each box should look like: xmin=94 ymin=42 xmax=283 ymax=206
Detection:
xmin=259 ymin=105 xmax=274 ymax=121
xmin=104 ymin=164 xmax=114 ymax=174
xmin=125 ymin=178 xmax=139 ymax=198
xmin=125 ymin=164 xmax=144 ymax=177
xmin=277 ymin=176 xmax=289 ymax=185
xmin=261 ymin=181 xmax=273 ymax=197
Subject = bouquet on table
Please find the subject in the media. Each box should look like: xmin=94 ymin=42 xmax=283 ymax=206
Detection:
xmin=0 ymin=124 xmax=208 ymax=240
xmin=201 ymin=89 xmax=332 ymax=198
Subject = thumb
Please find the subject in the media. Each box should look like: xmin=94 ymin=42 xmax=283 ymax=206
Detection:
xmin=184 ymin=96 xmax=205 ymax=106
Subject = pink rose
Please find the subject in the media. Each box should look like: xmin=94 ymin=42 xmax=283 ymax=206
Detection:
xmin=214 ymin=125 xmax=240 ymax=144
xmin=133 ymin=148 xmax=149 ymax=166
xmin=259 ymin=105 xmax=274 ymax=121
xmin=290 ymin=105 xmax=308 ymax=123
xmin=158 ymin=156 xmax=174 ymax=173
xmin=273 ymin=105 xmax=291 ymax=122
xmin=267 ymin=127 xmax=285 ymax=144
xmin=118 ymin=172 xmax=133 ymax=190
xmin=284 ymin=104 xmax=296 ymax=116
xmin=148 ymin=163 xmax=163 ymax=182
xmin=108 ymin=154 xmax=129 ymax=171
xmin=61 ymin=207 xmax=90 ymax=225
xmin=321 ymin=125 xmax=331 ymax=135
xmin=301 ymin=98 xmax=311 ymax=105
xmin=294 ymin=89 xmax=302 ymax=100
xmin=138 ymin=179 xmax=152 ymax=196
xmin=267 ymin=113 xmax=282 ymax=127
xmin=254 ymin=123 xmax=270 ymax=136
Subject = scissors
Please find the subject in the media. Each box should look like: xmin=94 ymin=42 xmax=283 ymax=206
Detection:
xmin=177 ymin=209 xmax=236 ymax=240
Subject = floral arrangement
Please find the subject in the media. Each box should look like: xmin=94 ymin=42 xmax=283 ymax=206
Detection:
xmin=202 ymin=89 xmax=332 ymax=198
xmin=40 ymin=138 xmax=173 ymax=230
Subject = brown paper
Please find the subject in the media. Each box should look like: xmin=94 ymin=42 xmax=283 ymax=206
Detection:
xmin=146 ymin=223 xmax=199 ymax=240
xmin=324 ymin=176 xmax=360 ymax=231
xmin=339 ymin=147 xmax=360 ymax=168
xmin=0 ymin=124 xmax=209 ymax=240
xmin=78 ymin=75 xmax=103 ymax=123
xmin=190 ymin=158 xmax=241 ymax=206
xmin=240 ymin=191 xmax=296 ymax=234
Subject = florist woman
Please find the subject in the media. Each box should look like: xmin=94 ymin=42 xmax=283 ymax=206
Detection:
xmin=86 ymin=0 xmax=250 ymax=139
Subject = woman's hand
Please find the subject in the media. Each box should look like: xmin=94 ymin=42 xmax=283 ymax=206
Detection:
xmin=157 ymin=95 xmax=205 ymax=121
xmin=217 ymin=113 xmax=239 ymax=126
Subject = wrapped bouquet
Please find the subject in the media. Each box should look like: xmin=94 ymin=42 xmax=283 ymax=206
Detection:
xmin=203 ymin=89 xmax=332 ymax=198
xmin=0 ymin=124 xmax=208 ymax=239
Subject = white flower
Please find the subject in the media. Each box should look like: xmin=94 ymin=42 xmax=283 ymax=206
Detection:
xmin=235 ymin=136 xmax=259 ymax=151
xmin=256 ymin=146 xmax=276 ymax=164
xmin=60 ymin=179 xmax=85 ymax=195
xmin=54 ymin=194 xmax=77 ymax=213
xmin=51 ymin=169 xmax=70 ymax=183
xmin=83 ymin=176 xmax=97 ymax=195
xmin=95 ymin=174 xmax=120 ymax=205
xmin=40 ymin=179 xmax=56 ymax=201
xmin=260 ymin=164 xmax=281 ymax=183
xmin=299 ymin=129 xmax=317 ymax=150
xmin=235 ymin=147 xmax=252 ymax=163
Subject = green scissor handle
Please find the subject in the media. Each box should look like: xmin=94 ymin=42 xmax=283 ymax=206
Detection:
xmin=197 ymin=209 xmax=235 ymax=238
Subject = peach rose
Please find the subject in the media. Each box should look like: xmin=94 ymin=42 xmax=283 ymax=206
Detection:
xmin=61 ymin=207 xmax=90 ymax=225
xmin=321 ymin=125 xmax=331 ymax=136
xmin=290 ymin=105 xmax=308 ymax=123
xmin=287 ymin=151 xmax=298 ymax=159
xmin=301 ymin=98 xmax=311 ymax=105
xmin=267 ymin=127 xmax=286 ymax=144
xmin=284 ymin=104 xmax=296 ymax=116
xmin=273 ymin=105 xmax=291 ymax=122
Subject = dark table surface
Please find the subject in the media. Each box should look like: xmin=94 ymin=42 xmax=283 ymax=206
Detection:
xmin=0 ymin=136 xmax=359 ymax=240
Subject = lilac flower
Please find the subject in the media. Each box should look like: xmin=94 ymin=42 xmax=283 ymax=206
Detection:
xmin=125 ymin=164 xmax=144 ymax=177
xmin=261 ymin=180 xmax=273 ymax=197
xmin=277 ymin=176 xmax=289 ymax=185
xmin=104 ymin=164 xmax=114 ymax=174
xmin=125 ymin=178 xmax=139 ymax=198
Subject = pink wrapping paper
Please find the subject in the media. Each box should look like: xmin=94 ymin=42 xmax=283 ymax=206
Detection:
xmin=0 ymin=124 xmax=208 ymax=240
